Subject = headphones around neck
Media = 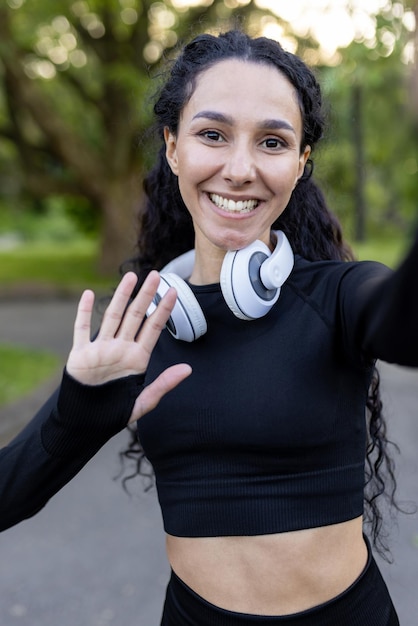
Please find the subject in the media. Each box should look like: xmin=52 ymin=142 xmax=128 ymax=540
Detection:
xmin=147 ymin=230 xmax=294 ymax=342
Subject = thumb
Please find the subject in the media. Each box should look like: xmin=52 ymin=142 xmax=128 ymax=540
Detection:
xmin=128 ymin=364 xmax=192 ymax=424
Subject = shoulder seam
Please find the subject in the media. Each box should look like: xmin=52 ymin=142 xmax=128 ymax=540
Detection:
xmin=286 ymin=280 xmax=335 ymax=331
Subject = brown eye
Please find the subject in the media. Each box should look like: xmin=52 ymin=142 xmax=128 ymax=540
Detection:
xmin=263 ymin=137 xmax=286 ymax=149
xmin=201 ymin=130 xmax=224 ymax=142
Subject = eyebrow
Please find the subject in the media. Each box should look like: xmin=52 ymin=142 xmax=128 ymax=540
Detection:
xmin=192 ymin=110 xmax=296 ymax=134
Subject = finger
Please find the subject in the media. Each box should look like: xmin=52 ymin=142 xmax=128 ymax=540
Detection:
xmin=128 ymin=364 xmax=192 ymax=423
xmin=99 ymin=272 xmax=139 ymax=339
xmin=72 ymin=289 xmax=95 ymax=349
xmin=116 ymin=270 xmax=163 ymax=340
xmin=133 ymin=286 xmax=178 ymax=360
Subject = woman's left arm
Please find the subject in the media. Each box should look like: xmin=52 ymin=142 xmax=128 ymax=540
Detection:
xmin=346 ymin=230 xmax=418 ymax=365
xmin=0 ymin=271 xmax=191 ymax=531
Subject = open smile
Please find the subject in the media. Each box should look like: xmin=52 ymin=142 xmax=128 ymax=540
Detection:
xmin=209 ymin=193 xmax=260 ymax=214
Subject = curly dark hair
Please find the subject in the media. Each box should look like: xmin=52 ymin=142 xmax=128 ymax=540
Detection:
xmin=121 ymin=29 xmax=400 ymax=559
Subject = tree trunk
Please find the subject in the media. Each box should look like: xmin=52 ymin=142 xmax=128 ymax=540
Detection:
xmin=97 ymin=174 xmax=143 ymax=276
xmin=409 ymin=1 xmax=418 ymax=127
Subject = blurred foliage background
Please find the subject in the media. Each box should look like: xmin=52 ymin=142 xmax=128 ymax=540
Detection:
xmin=0 ymin=0 xmax=417 ymax=282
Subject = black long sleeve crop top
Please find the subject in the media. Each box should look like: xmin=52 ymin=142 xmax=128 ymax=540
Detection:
xmin=0 ymin=371 xmax=143 ymax=531
xmin=136 ymin=234 xmax=418 ymax=537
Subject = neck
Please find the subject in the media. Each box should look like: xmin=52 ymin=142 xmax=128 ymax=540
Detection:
xmin=189 ymin=247 xmax=225 ymax=285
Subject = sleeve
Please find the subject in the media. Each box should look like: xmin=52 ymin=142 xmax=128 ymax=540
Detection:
xmin=0 ymin=368 xmax=144 ymax=532
xmin=340 ymin=231 xmax=418 ymax=366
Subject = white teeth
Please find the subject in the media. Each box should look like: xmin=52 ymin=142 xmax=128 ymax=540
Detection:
xmin=210 ymin=193 xmax=259 ymax=213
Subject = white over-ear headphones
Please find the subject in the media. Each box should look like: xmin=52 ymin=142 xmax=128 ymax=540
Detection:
xmin=147 ymin=230 xmax=294 ymax=342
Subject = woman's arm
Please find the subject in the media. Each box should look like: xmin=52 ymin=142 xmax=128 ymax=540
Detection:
xmin=0 ymin=271 xmax=191 ymax=531
xmin=342 ymin=230 xmax=418 ymax=366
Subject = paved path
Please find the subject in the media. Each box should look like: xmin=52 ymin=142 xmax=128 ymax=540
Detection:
xmin=0 ymin=298 xmax=417 ymax=625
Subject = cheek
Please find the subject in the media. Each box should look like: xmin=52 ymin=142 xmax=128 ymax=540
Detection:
xmin=177 ymin=146 xmax=220 ymax=189
xmin=176 ymin=146 xmax=201 ymax=179
xmin=266 ymin=160 xmax=300 ymax=193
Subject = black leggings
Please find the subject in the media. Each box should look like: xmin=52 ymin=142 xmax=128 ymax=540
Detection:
xmin=160 ymin=538 xmax=399 ymax=626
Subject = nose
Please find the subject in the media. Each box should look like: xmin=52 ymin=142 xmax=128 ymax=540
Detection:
xmin=222 ymin=142 xmax=256 ymax=186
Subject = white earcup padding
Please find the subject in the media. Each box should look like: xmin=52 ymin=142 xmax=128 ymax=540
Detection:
xmin=154 ymin=273 xmax=207 ymax=342
xmin=220 ymin=240 xmax=281 ymax=320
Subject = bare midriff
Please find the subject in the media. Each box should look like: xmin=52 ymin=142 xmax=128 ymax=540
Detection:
xmin=166 ymin=516 xmax=367 ymax=616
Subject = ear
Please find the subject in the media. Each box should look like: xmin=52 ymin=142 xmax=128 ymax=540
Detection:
xmin=164 ymin=127 xmax=179 ymax=176
xmin=297 ymin=144 xmax=311 ymax=180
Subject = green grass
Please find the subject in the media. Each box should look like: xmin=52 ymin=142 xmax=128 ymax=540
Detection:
xmin=0 ymin=239 xmax=116 ymax=294
xmin=0 ymin=345 xmax=60 ymax=407
xmin=0 ymin=240 xmax=114 ymax=408
xmin=349 ymin=234 xmax=411 ymax=268
xmin=0 ymin=239 xmax=116 ymax=409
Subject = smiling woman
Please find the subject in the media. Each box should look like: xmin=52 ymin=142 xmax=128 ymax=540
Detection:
xmin=110 ymin=28 xmax=418 ymax=625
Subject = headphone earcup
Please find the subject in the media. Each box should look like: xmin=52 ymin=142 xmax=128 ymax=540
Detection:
xmin=220 ymin=241 xmax=281 ymax=321
xmin=156 ymin=273 xmax=207 ymax=342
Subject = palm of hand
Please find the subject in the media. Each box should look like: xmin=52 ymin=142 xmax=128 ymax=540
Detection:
xmin=66 ymin=271 xmax=191 ymax=422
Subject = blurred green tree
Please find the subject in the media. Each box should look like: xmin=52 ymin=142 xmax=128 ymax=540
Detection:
xmin=316 ymin=17 xmax=418 ymax=242
xmin=0 ymin=0 xmax=275 ymax=273
xmin=260 ymin=1 xmax=417 ymax=241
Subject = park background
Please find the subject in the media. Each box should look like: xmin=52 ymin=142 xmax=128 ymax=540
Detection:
xmin=0 ymin=1 xmax=417 ymax=625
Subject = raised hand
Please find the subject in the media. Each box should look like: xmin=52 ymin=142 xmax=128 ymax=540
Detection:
xmin=66 ymin=270 xmax=192 ymax=423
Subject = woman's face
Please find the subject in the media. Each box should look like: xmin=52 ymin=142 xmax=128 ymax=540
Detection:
xmin=164 ymin=59 xmax=311 ymax=258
